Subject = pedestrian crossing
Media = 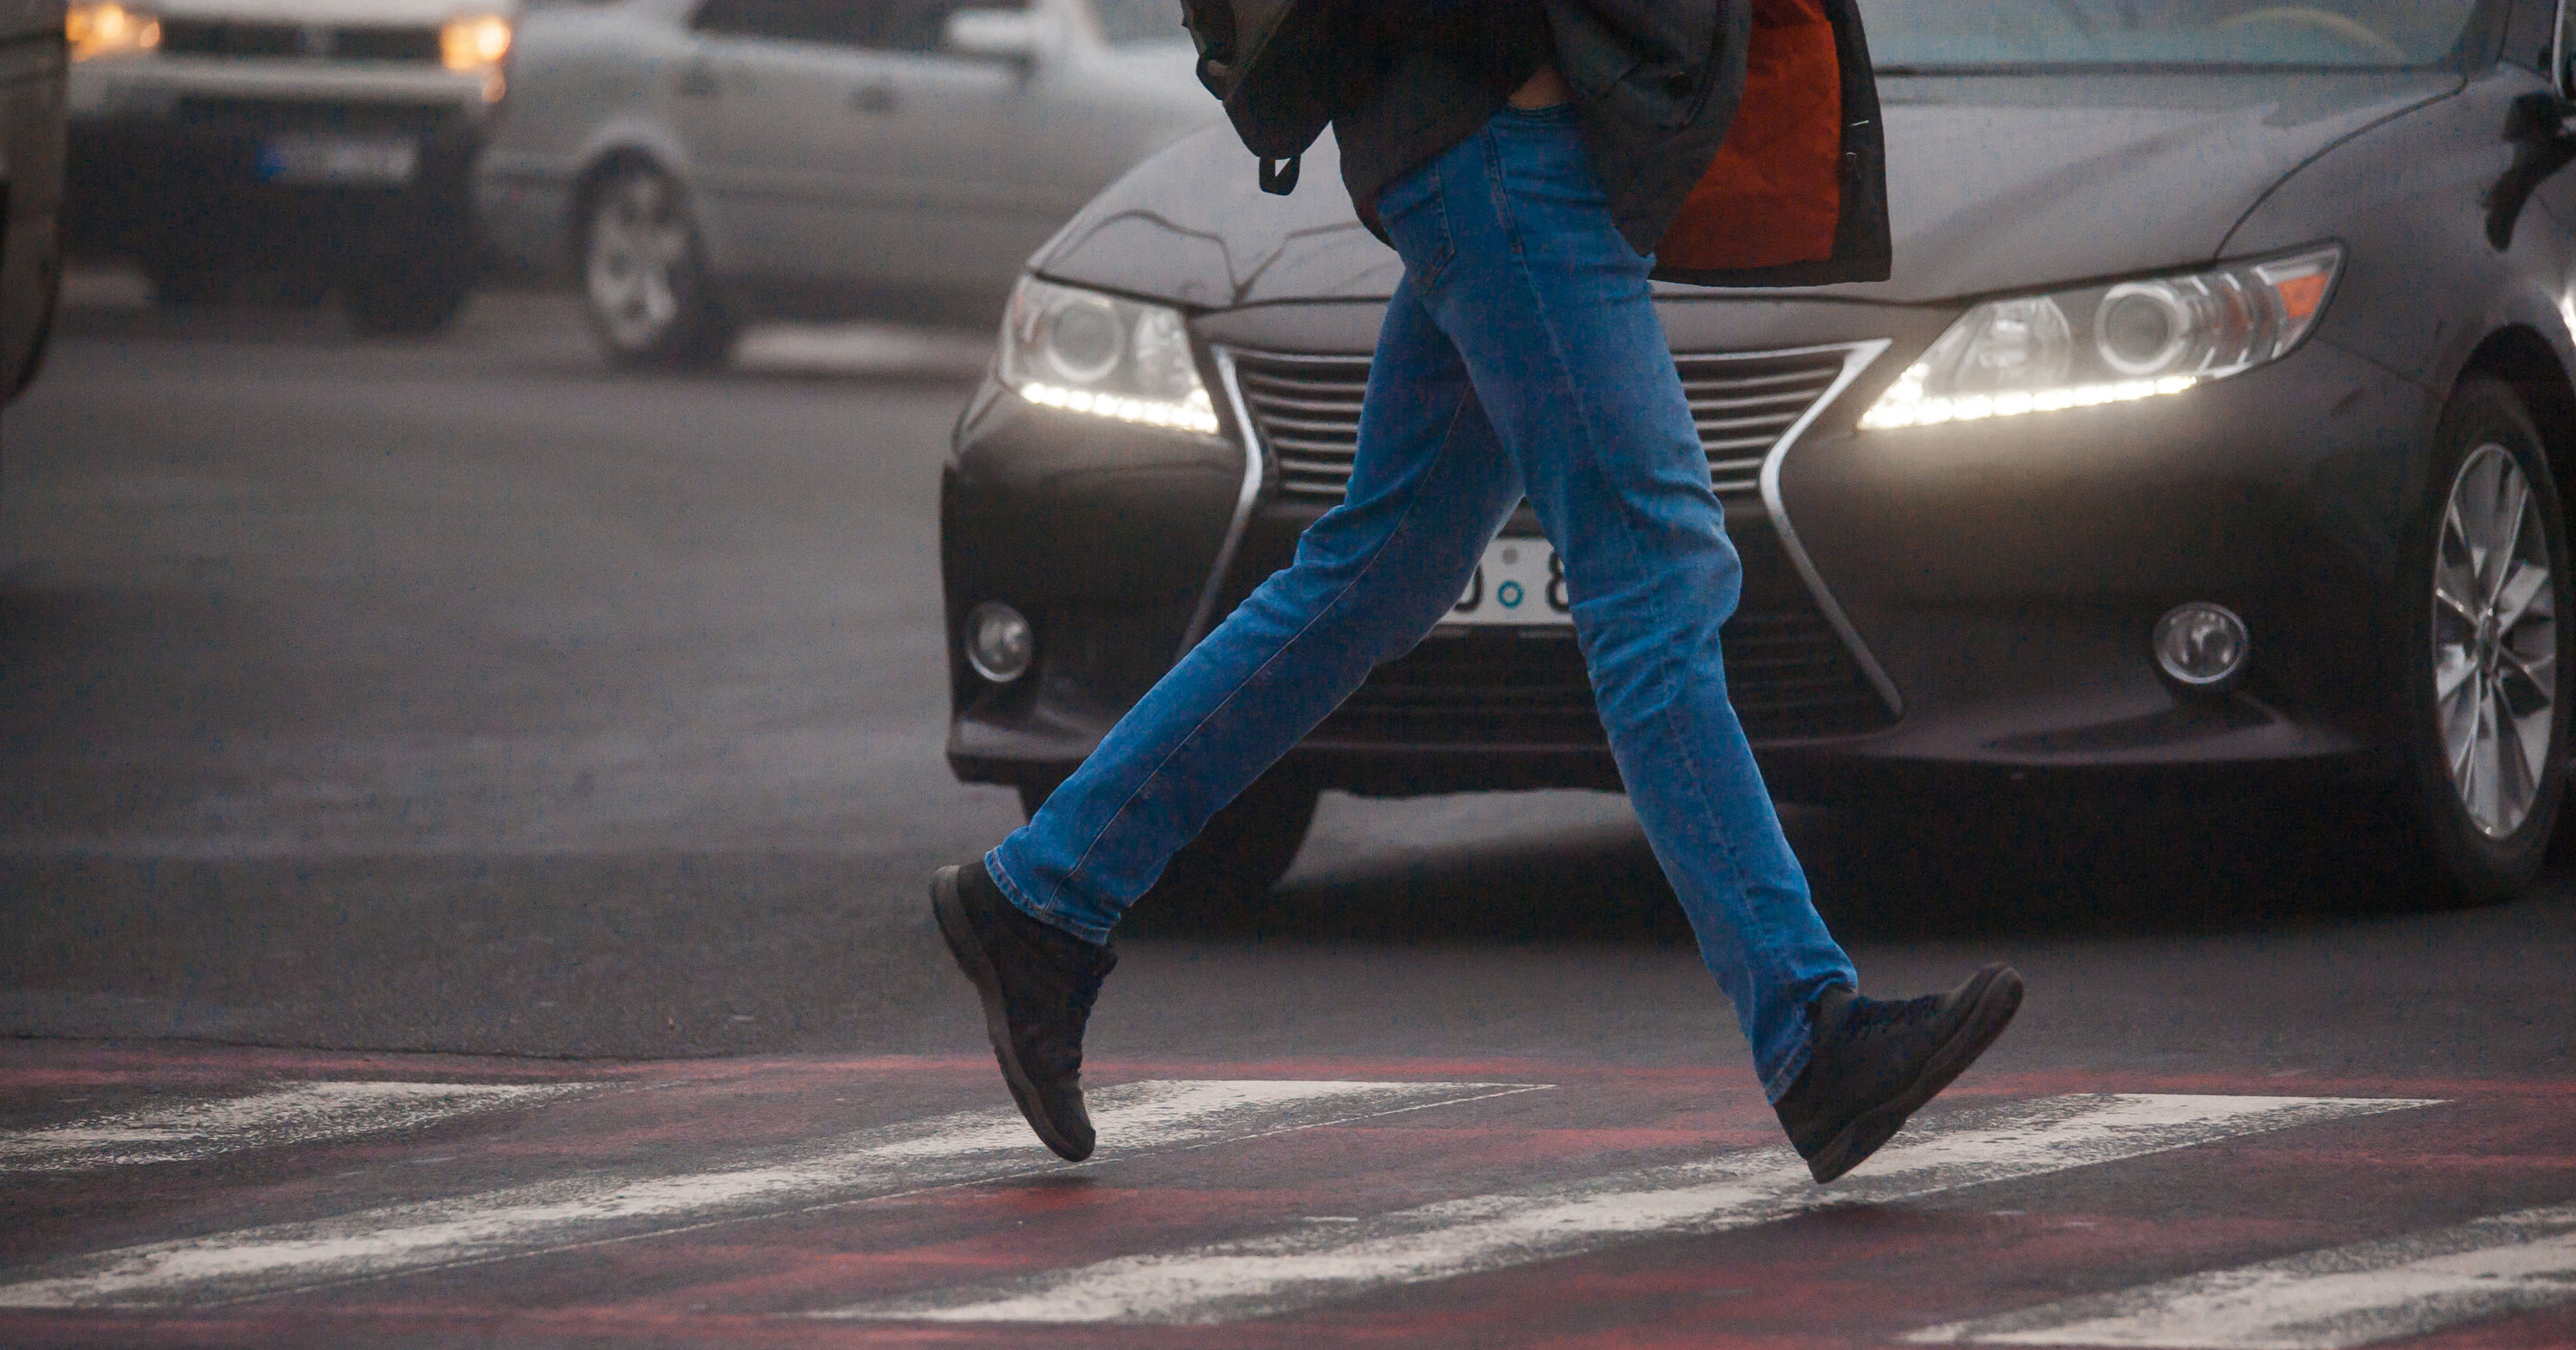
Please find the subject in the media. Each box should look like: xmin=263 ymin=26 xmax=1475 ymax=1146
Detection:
xmin=0 ymin=1079 xmax=1534 ymax=1310
xmin=1908 ymin=1201 xmax=2576 ymax=1349
xmin=0 ymin=1066 xmax=2568 ymax=1348
xmin=825 ymin=1095 xmax=2427 ymax=1326
xmin=0 ymin=1080 xmax=591 ymax=1173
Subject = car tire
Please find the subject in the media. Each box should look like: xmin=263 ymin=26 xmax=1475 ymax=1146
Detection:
xmin=2392 ymin=375 xmax=2574 ymax=906
xmin=1016 ymin=771 xmax=1321 ymax=913
xmin=343 ymin=246 xmax=474 ymax=337
xmin=578 ymin=167 xmax=735 ymax=371
xmin=12 ymin=245 xmax=60 ymax=398
xmin=141 ymin=258 xmax=225 ymax=307
xmin=266 ymin=270 xmax=333 ymax=310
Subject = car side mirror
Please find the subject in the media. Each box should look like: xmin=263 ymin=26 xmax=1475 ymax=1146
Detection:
xmin=946 ymin=9 xmax=1042 ymax=66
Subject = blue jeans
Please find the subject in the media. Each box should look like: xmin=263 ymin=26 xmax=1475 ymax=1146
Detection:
xmin=987 ymin=106 xmax=1858 ymax=1100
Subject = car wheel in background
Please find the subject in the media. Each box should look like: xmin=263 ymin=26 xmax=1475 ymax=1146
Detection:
xmin=1017 ymin=770 xmax=1321 ymax=915
xmin=2394 ymin=375 xmax=2573 ymax=905
xmin=579 ymin=167 xmax=735 ymax=370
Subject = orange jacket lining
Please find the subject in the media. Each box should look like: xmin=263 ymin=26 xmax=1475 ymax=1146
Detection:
xmin=1656 ymin=0 xmax=1844 ymax=272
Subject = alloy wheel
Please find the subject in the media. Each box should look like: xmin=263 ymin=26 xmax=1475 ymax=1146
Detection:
xmin=585 ymin=173 xmax=692 ymax=352
xmin=2432 ymin=442 xmax=2560 ymax=838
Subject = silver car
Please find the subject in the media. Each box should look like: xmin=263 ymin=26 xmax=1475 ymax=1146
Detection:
xmin=476 ymin=0 xmax=1212 ymax=368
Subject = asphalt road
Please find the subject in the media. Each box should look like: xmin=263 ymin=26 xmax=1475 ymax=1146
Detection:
xmin=2 ymin=282 xmax=2572 ymax=1348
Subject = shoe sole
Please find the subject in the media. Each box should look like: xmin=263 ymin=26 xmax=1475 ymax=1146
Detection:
xmin=1806 ymin=965 xmax=2024 ymax=1184
xmin=929 ymin=866 xmax=1093 ymax=1163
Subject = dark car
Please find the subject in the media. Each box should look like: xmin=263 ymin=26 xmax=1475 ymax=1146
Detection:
xmin=0 ymin=0 xmax=64 ymax=416
xmin=943 ymin=0 xmax=2576 ymax=905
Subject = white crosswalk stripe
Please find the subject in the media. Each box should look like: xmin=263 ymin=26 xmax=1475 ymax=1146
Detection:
xmin=1906 ymin=1201 xmax=2576 ymax=1348
xmin=0 ymin=1079 xmax=1540 ymax=1310
xmin=0 ymin=1082 xmax=593 ymax=1174
xmin=819 ymin=1093 xmax=2438 ymax=1326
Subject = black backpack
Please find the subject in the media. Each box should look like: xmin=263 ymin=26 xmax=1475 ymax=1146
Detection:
xmin=1180 ymin=0 xmax=1354 ymax=195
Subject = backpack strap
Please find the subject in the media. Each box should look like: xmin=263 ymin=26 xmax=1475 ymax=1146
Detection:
xmin=1259 ymin=155 xmax=1302 ymax=196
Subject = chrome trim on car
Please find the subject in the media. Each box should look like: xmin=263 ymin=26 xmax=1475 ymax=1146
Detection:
xmin=1759 ymin=338 xmax=1903 ymax=718
xmin=1178 ymin=344 xmax=1269 ymax=660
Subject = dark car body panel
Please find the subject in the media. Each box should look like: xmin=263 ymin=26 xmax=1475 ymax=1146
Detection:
xmin=947 ymin=0 xmax=2576 ymax=806
xmin=1030 ymin=71 xmax=2464 ymax=309
xmin=944 ymin=386 xmax=1242 ymax=780
xmin=0 ymin=0 xmax=64 ymax=402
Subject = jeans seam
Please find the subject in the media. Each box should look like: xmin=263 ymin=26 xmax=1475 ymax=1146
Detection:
xmin=983 ymin=848 xmax=1107 ymax=944
xmin=1392 ymin=161 xmax=1455 ymax=295
xmin=1056 ymin=386 xmax=1482 ymax=894
xmin=1485 ymin=134 xmax=1817 ymax=1095
xmin=1767 ymin=1011 xmax=1819 ymax=1102
xmin=1481 ymin=127 xmax=1523 ymax=258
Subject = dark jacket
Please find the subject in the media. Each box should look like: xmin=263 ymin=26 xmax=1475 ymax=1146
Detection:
xmin=1200 ymin=0 xmax=1896 ymax=287
xmin=1545 ymin=0 xmax=1891 ymax=286
xmin=1189 ymin=0 xmax=1888 ymax=287
xmin=1334 ymin=3 xmax=1557 ymax=229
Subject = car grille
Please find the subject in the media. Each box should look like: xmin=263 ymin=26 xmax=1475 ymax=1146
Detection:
xmin=1230 ymin=347 xmax=1852 ymax=503
xmin=1312 ymin=633 xmax=1607 ymax=746
xmin=160 ymin=21 xmax=444 ymax=64
xmin=170 ymin=96 xmax=459 ymax=136
xmin=1224 ymin=344 xmax=1895 ymax=743
xmin=1314 ymin=613 xmax=1887 ymax=744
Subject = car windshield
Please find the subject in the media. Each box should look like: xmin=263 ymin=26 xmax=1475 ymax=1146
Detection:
xmin=1861 ymin=0 xmax=2482 ymax=70
xmin=1095 ymin=0 xmax=1188 ymax=46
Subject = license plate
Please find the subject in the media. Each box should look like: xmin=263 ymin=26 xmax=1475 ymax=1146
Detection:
xmin=1448 ymin=538 xmax=1572 ymax=626
xmin=257 ymin=135 xmax=418 ymax=186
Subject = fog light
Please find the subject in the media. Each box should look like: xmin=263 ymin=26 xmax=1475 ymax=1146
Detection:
xmin=2154 ymin=602 xmax=2248 ymax=691
xmin=965 ymin=602 xmax=1034 ymax=684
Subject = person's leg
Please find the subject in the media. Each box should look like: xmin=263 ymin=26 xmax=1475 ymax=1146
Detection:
xmin=987 ymin=277 xmax=1526 ymax=943
xmin=1397 ymin=105 xmax=1857 ymax=1099
xmin=945 ymin=105 xmax=2016 ymax=1176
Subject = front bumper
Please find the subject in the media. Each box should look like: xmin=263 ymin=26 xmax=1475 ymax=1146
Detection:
xmin=65 ymin=60 xmax=491 ymax=261
xmin=945 ymin=295 xmax=2426 ymax=800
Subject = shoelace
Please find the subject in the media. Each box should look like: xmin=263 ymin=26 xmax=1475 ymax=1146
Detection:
xmin=1847 ymin=993 xmax=1946 ymax=1040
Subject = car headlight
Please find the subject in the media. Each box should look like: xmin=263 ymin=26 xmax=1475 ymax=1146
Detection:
xmin=67 ymin=3 xmax=159 ymax=60
xmin=441 ymin=12 xmax=513 ymax=71
xmin=1859 ymin=244 xmax=2342 ymax=431
xmin=997 ymin=277 xmax=1219 ymax=436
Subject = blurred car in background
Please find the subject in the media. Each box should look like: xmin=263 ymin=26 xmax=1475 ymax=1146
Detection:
xmin=944 ymin=0 xmax=2576 ymax=908
xmin=475 ymin=0 xmax=1209 ymax=368
xmin=63 ymin=0 xmax=519 ymax=333
xmin=0 ymin=0 xmax=65 ymax=412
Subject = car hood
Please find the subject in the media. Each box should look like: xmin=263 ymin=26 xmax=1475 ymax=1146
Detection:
xmin=146 ymin=0 xmax=516 ymax=22
xmin=1033 ymin=70 xmax=2461 ymax=311
xmin=1090 ymin=40 xmax=1206 ymax=89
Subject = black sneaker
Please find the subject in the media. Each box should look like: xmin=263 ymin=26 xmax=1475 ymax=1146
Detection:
xmin=1774 ymin=964 xmax=2025 ymax=1183
xmin=930 ymin=861 xmax=1117 ymax=1162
